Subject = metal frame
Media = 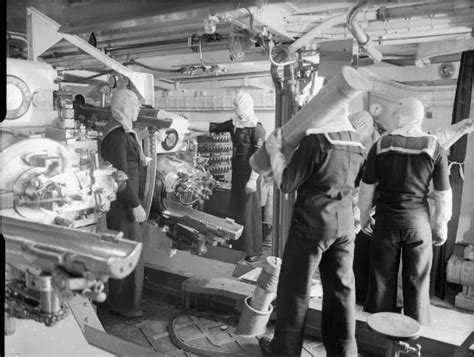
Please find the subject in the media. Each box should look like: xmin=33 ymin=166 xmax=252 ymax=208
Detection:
xmin=26 ymin=6 xmax=155 ymax=107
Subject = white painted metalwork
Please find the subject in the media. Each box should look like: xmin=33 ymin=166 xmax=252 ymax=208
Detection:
xmin=26 ymin=7 xmax=155 ymax=107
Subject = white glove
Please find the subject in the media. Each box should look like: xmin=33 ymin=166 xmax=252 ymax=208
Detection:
xmin=432 ymin=224 xmax=448 ymax=246
xmin=245 ymin=178 xmax=257 ymax=194
xmin=353 ymin=205 xmax=361 ymax=234
xmin=361 ymin=214 xmax=375 ymax=237
xmin=157 ymin=129 xmax=167 ymax=142
xmin=433 ymin=119 xmax=473 ymax=149
xmin=358 ymin=182 xmax=376 ymax=236
xmin=132 ymin=205 xmax=147 ymax=223
xmin=266 ymin=128 xmax=287 ymax=188
xmin=265 ymin=128 xmax=282 ymax=155
xmin=432 ymin=188 xmax=452 ymax=246
xmin=141 ymin=156 xmax=152 ymax=166
xmin=453 ymin=118 xmax=473 ymax=134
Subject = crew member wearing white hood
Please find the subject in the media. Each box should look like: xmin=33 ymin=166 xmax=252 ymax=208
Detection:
xmin=349 ymin=110 xmax=380 ymax=153
xmin=259 ymin=106 xmax=365 ymax=357
xmin=358 ymin=97 xmax=452 ymax=325
xmin=189 ymin=92 xmax=265 ymax=261
xmin=100 ymin=89 xmax=147 ymax=318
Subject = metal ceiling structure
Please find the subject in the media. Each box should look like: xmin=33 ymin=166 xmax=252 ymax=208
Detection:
xmin=7 ymin=0 xmax=474 ymax=88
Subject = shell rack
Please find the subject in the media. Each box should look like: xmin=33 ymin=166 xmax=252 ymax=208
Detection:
xmin=197 ymin=132 xmax=232 ymax=181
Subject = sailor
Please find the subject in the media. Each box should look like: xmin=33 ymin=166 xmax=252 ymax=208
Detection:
xmin=358 ymin=97 xmax=452 ymax=325
xmin=189 ymin=91 xmax=265 ymax=262
xmin=259 ymin=105 xmax=365 ymax=356
xmin=349 ymin=110 xmax=381 ymax=153
xmin=349 ymin=110 xmax=381 ymax=302
xmin=100 ymin=88 xmax=147 ymax=318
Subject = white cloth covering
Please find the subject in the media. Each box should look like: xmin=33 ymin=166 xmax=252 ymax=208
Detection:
xmin=390 ymin=97 xmax=431 ymax=138
xmin=305 ymin=105 xmax=356 ymax=135
xmin=110 ymin=89 xmax=140 ymax=133
xmin=265 ymin=128 xmax=286 ymax=188
xmin=349 ymin=110 xmax=380 ymax=150
xmin=107 ymin=89 xmax=146 ymax=163
xmin=232 ymin=92 xmax=259 ymax=128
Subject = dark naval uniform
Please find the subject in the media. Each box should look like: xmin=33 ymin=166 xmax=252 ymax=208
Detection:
xmin=100 ymin=125 xmax=144 ymax=316
xmin=210 ymin=120 xmax=265 ymax=258
xmin=363 ymin=134 xmax=449 ymax=325
xmin=271 ymin=131 xmax=365 ymax=357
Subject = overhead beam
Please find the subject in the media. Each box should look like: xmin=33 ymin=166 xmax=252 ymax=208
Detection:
xmin=61 ymin=6 xmax=212 ymax=34
xmin=59 ymin=0 xmax=275 ymax=34
xmin=363 ymin=62 xmax=460 ymax=83
xmin=125 ymin=49 xmax=270 ymax=69
xmin=252 ymin=4 xmax=295 ymax=41
xmin=154 ymin=80 xmax=177 ymax=91
xmin=415 ymin=37 xmax=474 ymax=67
xmin=171 ymin=76 xmax=274 ymax=90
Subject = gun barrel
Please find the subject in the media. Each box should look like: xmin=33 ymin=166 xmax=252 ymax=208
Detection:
xmin=2 ymin=215 xmax=142 ymax=279
xmin=163 ymin=200 xmax=243 ymax=241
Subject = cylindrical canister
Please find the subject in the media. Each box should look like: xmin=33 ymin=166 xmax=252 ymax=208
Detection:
xmin=249 ymin=256 xmax=281 ymax=311
xmin=236 ymin=296 xmax=273 ymax=336
xmin=236 ymin=256 xmax=282 ymax=336
xmin=447 ymin=255 xmax=474 ymax=286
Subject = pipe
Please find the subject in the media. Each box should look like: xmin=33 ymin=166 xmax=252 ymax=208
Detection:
xmin=268 ymin=42 xmax=296 ymax=67
xmin=347 ymin=1 xmax=383 ymax=63
xmin=286 ymin=8 xmax=382 ymax=62
xmin=376 ymin=1 xmax=474 ymax=21
xmin=288 ymin=1 xmax=473 ymax=63
xmin=348 ymin=0 xmax=474 ymax=63
xmin=288 ymin=14 xmax=346 ymax=54
xmin=63 ymin=70 xmax=114 ymax=83
xmin=7 ymin=31 xmax=29 ymax=58
xmin=270 ymin=49 xmax=297 ymax=257
xmin=124 ymin=59 xmax=181 ymax=74
xmin=7 ymin=31 xmax=28 ymax=47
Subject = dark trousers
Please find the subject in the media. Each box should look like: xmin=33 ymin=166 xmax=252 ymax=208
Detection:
xmin=106 ymin=202 xmax=144 ymax=315
xmin=364 ymin=227 xmax=432 ymax=325
xmin=228 ymin=175 xmax=263 ymax=257
xmin=353 ymin=231 xmax=371 ymax=304
xmin=270 ymin=235 xmax=358 ymax=357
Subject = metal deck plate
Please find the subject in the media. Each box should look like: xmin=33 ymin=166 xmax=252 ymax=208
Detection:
xmin=168 ymin=310 xmax=264 ymax=356
xmin=167 ymin=310 xmax=323 ymax=356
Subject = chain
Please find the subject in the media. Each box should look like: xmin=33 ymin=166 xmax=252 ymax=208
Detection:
xmin=5 ymin=283 xmax=70 ymax=327
xmin=149 ymin=128 xmax=157 ymax=155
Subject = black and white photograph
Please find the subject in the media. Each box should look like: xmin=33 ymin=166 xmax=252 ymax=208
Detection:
xmin=3 ymin=1 xmax=474 ymax=356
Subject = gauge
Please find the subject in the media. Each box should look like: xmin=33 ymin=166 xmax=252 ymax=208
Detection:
xmin=438 ymin=63 xmax=455 ymax=79
xmin=108 ymin=75 xmax=117 ymax=88
xmin=162 ymin=129 xmax=179 ymax=151
xmin=110 ymin=74 xmax=130 ymax=89
xmin=6 ymin=75 xmax=32 ymax=120
xmin=369 ymin=103 xmax=384 ymax=117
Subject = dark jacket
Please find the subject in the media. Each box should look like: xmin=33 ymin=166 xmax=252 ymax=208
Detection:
xmin=99 ymin=125 xmax=144 ymax=315
xmin=362 ymin=134 xmax=450 ymax=228
xmin=100 ymin=127 xmax=142 ymax=214
xmin=282 ymin=131 xmax=366 ymax=240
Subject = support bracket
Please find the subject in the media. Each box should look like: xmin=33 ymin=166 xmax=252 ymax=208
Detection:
xmin=26 ymin=7 xmax=154 ymax=106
